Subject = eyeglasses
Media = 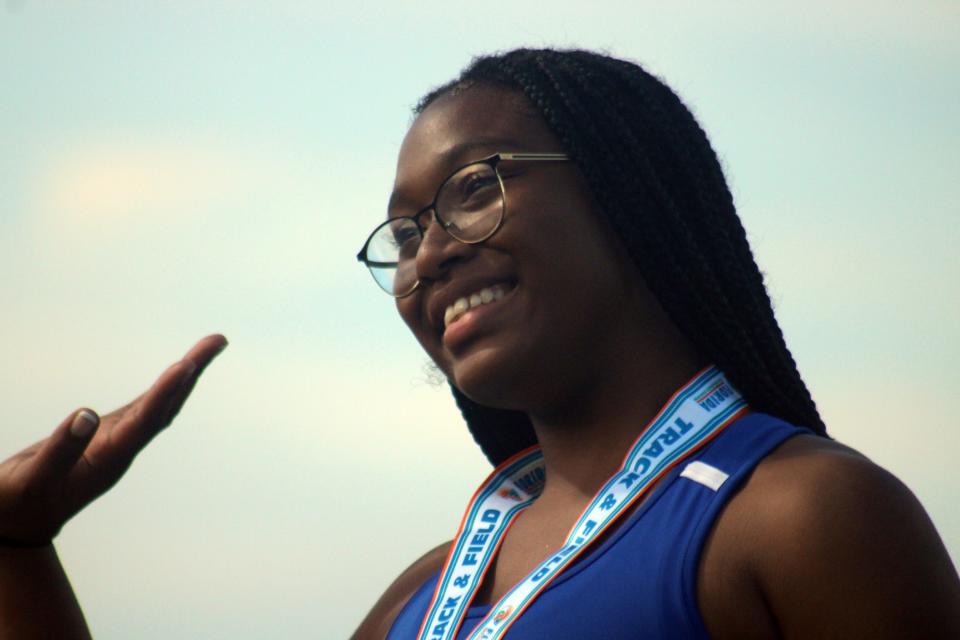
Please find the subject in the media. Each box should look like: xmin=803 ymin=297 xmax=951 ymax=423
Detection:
xmin=357 ymin=152 xmax=570 ymax=297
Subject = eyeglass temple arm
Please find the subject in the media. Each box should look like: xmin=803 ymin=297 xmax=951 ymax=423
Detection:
xmin=498 ymin=152 xmax=570 ymax=161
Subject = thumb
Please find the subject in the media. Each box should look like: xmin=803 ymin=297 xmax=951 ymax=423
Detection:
xmin=30 ymin=409 xmax=100 ymax=485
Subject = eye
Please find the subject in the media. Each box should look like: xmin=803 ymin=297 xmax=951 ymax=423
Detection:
xmin=448 ymin=168 xmax=499 ymax=208
xmin=394 ymin=224 xmax=417 ymax=242
xmin=437 ymin=163 xmax=501 ymax=217
xmin=462 ymin=171 xmax=497 ymax=197
xmin=391 ymin=223 xmax=419 ymax=247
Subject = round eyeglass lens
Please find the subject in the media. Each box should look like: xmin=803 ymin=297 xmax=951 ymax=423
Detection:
xmin=436 ymin=162 xmax=504 ymax=242
xmin=365 ymin=217 xmax=421 ymax=296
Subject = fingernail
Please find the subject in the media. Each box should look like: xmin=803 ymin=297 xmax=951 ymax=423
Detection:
xmin=183 ymin=359 xmax=198 ymax=376
xmin=70 ymin=409 xmax=99 ymax=438
xmin=215 ymin=340 xmax=228 ymax=354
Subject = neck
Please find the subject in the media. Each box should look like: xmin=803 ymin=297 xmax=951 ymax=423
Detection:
xmin=525 ymin=338 xmax=705 ymax=512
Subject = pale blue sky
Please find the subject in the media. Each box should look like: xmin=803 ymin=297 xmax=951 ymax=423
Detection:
xmin=1 ymin=2 xmax=958 ymax=637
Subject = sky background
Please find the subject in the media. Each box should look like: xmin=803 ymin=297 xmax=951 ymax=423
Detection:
xmin=1 ymin=1 xmax=957 ymax=637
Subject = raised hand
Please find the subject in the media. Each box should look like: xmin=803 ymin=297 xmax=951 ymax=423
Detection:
xmin=0 ymin=334 xmax=228 ymax=546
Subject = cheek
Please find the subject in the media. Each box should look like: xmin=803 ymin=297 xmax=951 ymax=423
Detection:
xmin=396 ymin=297 xmax=427 ymax=344
xmin=516 ymin=197 xmax=616 ymax=288
xmin=396 ymin=297 xmax=450 ymax=369
xmin=515 ymin=196 xmax=638 ymax=331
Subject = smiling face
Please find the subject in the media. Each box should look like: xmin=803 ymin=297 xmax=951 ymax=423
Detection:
xmin=390 ymin=83 xmax=666 ymax=412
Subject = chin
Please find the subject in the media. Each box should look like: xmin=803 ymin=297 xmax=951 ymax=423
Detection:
xmin=448 ymin=344 xmax=538 ymax=412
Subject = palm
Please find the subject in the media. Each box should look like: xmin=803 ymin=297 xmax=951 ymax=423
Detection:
xmin=0 ymin=334 xmax=227 ymax=545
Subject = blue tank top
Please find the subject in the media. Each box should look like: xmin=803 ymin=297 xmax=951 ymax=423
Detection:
xmin=387 ymin=412 xmax=808 ymax=639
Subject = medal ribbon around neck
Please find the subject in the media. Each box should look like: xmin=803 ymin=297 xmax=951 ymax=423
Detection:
xmin=417 ymin=366 xmax=748 ymax=640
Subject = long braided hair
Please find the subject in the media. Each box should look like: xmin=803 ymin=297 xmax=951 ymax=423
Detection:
xmin=416 ymin=48 xmax=826 ymax=465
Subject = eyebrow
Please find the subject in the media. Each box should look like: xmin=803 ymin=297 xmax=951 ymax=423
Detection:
xmin=387 ymin=137 xmax=520 ymax=216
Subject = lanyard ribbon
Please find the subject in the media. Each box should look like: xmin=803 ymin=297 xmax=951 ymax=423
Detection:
xmin=417 ymin=366 xmax=747 ymax=640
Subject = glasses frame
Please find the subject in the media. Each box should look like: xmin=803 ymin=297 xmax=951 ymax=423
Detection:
xmin=357 ymin=151 xmax=570 ymax=297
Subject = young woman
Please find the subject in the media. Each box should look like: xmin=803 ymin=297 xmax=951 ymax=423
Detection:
xmin=1 ymin=48 xmax=957 ymax=639
xmin=352 ymin=49 xmax=960 ymax=639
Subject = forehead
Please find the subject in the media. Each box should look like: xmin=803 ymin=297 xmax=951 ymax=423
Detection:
xmin=390 ymin=85 xmax=561 ymax=213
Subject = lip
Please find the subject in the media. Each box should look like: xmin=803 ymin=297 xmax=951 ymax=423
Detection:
xmin=441 ymin=283 xmax=517 ymax=352
xmin=426 ymin=276 xmax=518 ymax=334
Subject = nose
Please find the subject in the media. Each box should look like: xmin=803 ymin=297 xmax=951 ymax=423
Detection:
xmin=414 ymin=210 xmax=473 ymax=283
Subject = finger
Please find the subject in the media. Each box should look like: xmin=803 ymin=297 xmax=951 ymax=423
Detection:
xmin=157 ymin=375 xmax=193 ymax=428
xmin=107 ymin=359 xmax=196 ymax=461
xmin=104 ymin=335 xmax=227 ymax=420
xmin=159 ymin=337 xmax=229 ymax=424
xmin=182 ymin=334 xmax=229 ymax=372
xmin=29 ymin=409 xmax=101 ymax=485
xmin=84 ymin=335 xmax=227 ymax=466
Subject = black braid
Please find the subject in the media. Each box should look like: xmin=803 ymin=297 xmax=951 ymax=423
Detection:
xmin=417 ymin=48 xmax=826 ymax=465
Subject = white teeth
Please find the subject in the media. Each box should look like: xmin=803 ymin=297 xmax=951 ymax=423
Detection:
xmin=443 ymin=284 xmax=509 ymax=329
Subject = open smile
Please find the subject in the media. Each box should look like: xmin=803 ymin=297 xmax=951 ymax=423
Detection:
xmin=443 ymin=283 xmax=511 ymax=327
xmin=441 ymin=282 xmax=517 ymax=350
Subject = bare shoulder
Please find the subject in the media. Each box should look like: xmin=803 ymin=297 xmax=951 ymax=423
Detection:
xmin=746 ymin=434 xmax=939 ymax=544
xmin=351 ymin=541 xmax=451 ymax=640
xmin=706 ymin=433 xmax=960 ymax=639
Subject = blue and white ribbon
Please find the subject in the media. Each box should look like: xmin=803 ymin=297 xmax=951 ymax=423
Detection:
xmin=418 ymin=366 xmax=747 ymax=640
